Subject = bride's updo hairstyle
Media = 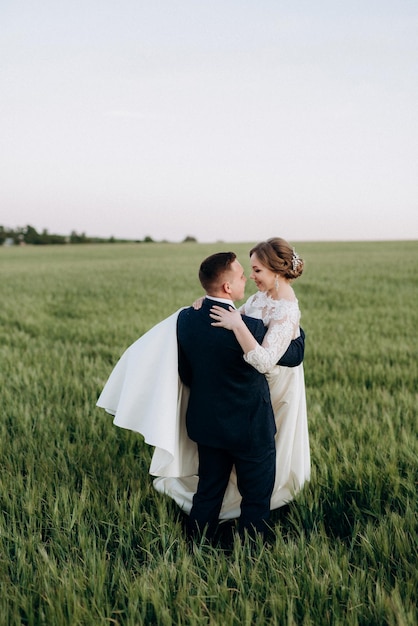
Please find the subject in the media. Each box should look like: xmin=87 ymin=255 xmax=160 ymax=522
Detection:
xmin=249 ymin=237 xmax=304 ymax=280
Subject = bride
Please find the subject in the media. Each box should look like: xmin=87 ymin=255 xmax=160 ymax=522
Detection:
xmin=97 ymin=237 xmax=310 ymax=520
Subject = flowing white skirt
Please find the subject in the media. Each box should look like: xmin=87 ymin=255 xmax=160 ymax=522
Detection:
xmin=97 ymin=311 xmax=310 ymax=520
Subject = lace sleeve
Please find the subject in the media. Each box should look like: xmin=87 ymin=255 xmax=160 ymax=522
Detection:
xmin=243 ymin=300 xmax=300 ymax=374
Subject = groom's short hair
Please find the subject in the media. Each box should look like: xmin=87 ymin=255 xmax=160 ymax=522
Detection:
xmin=199 ymin=252 xmax=236 ymax=292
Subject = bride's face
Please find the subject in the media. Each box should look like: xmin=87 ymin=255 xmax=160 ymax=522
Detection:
xmin=249 ymin=253 xmax=276 ymax=294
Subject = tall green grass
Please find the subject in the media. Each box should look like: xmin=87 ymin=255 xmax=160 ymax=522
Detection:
xmin=1 ymin=240 xmax=417 ymax=625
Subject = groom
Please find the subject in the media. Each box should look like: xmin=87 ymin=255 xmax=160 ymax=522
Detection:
xmin=177 ymin=251 xmax=304 ymax=541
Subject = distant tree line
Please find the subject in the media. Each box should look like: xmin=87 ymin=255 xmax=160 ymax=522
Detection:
xmin=0 ymin=224 xmax=121 ymax=245
xmin=0 ymin=225 xmax=198 ymax=245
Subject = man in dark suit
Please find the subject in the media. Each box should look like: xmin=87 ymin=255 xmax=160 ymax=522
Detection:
xmin=177 ymin=251 xmax=304 ymax=541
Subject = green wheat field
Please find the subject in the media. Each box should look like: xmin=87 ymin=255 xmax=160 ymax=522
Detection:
xmin=1 ymin=240 xmax=417 ymax=626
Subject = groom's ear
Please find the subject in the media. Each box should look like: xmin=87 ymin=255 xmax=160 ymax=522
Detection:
xmin=222 ymin=281 xmax=232 ymax=295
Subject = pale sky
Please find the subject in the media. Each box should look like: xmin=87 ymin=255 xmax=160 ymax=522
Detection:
xmin=1 ymin=0 xmax=417 ymax=243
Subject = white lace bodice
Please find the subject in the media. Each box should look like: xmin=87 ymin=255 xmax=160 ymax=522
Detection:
xmin=238 ymin=291 xmax=301 ymax=374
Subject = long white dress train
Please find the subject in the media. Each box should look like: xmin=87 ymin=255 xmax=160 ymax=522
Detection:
xmin=97 ymin=298 xmax=310 ymax=521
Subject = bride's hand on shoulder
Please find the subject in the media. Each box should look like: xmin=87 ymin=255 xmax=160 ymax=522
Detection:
xmin=209 ymin=305 xmax=244 ymax=331
xmin=192 ymin=296 xmax=205 ymax=310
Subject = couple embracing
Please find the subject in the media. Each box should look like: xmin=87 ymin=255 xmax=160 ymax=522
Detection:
xmin=97 ymin=237 xmax=310 ymax=542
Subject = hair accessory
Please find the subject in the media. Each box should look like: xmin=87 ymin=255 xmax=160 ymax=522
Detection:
xmin=292 ymin=248 xmax=301 ymax=271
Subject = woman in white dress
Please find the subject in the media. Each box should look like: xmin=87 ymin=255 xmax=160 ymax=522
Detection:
xmin=207 ymin=237 xmax=310 ymax=512
xmin=152 ymin=237 xmax=310 ymax=518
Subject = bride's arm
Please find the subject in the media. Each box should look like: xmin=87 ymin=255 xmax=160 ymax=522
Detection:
xmin=244 ymin=315 xmax=298 ymax=373
xmin=210 ymin=304 xmax=299 ymax=374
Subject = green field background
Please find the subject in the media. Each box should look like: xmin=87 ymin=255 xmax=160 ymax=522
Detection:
xmin=1 ymin=240 xmax=417 ymax=625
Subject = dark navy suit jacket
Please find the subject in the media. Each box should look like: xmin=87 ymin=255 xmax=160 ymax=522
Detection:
xmin=177 ymin=298 xmax=304 ymax=453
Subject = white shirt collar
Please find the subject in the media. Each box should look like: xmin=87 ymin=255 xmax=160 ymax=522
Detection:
xmin=205 ymin=296 xmax=236 ymax=309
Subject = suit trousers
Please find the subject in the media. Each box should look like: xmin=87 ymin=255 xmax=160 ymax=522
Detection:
xmin=188 ymin=440 xmax=276 ymax=539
